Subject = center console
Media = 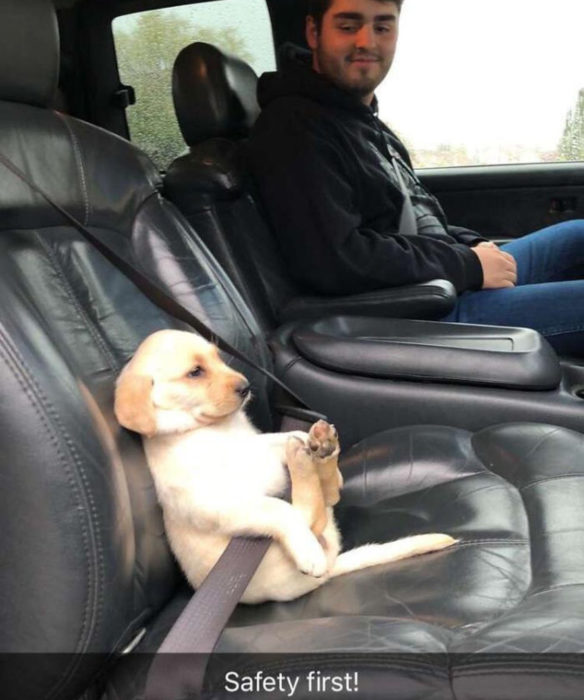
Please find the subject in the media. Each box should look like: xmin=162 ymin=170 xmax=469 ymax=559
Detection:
xmin=271 ymin=316 xmax=584 ymax=448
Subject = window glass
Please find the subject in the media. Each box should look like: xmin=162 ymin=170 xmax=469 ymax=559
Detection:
xmin=113 ymin=0 xmax=276 ymax=169
xmin=377 ymin=0 xmax=584 ymax=168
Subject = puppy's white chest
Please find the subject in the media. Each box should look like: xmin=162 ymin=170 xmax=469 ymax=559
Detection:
xmin=208 ymin=436 xmax=288 ymax=497
xmin=147 ymin=422 xmax=288 ymax=499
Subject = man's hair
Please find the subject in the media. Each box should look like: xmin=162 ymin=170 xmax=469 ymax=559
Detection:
xmin=307 ymin=0 xmax=403 ymax=32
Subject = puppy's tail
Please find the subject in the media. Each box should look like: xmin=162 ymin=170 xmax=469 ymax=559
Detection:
xmin=330 ymin=534 xmax=457 ymax=578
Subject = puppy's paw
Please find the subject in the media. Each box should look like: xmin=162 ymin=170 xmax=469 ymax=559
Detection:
xmin=308 ymin=420 xmax=340 ymax=460
xmin=289 ymin=533 xmax=328 ymax=578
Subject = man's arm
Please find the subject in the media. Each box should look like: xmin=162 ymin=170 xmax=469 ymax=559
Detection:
xmin=249 ymin=111 xmax=483 ymax=295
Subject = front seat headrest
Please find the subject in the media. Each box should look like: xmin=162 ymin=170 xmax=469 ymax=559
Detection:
xmin=172 ymin=42 xmax=260 ymax=147
xmin=0 ymin=0 xmax=59 ymax=107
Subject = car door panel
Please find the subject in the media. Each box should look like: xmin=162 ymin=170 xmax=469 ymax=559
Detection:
xmin=419 ymin=163 xmax=584 ymax=240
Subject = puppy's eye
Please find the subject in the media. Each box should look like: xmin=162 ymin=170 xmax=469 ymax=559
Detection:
xmin=186 ymin=366 xmax=204 ymax=378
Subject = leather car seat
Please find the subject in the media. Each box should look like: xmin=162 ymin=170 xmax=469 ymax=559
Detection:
xmin=164 ymin=42 xmax=456 ymax=330
xmin=2 ymin=2 xmax=584 ymax=699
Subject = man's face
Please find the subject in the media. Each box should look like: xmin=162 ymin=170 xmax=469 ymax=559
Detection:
xmin=306 ymin=0 xmax=400 ymax=104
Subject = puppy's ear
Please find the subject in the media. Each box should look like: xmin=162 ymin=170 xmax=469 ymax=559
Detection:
xmin=114 ymin=372 xmax=157 ymax=437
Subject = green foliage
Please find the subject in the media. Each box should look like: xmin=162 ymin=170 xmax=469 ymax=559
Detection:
xmin=559 ymin=88 xmax=584 ymax=162
xmin=115 ymin=10 xmax=254 ymax=169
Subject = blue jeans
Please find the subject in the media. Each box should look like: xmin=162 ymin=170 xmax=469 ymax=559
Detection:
xmin=442 ymin=219 xmax=584 ymax=356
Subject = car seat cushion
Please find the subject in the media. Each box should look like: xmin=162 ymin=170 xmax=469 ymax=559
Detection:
xmin=102 ymin=422 xmax=584 ymax=699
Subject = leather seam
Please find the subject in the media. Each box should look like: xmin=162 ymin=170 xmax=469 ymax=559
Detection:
xmin=453 ymin=539 xmax=529 ymax=547
xmin=527 ymin=581 xmax=584 ymax=597
xmin=215 ymin=653 xmax=449 ymax=673
xmin=459 ymin=668 xmax=584 ymax=678
xmin=0 ymin=329 xmax=99 ymax=695
xmin=499 ymin=434 xmax=584 ymax=629
xmin=58 ymin=113 xmax=90 ymax=226
xmin=29 ymin=385 xmax=106 ymax=698
xmin=278 ymin=355 xmax=302 ymax=376
xmin=452 ymin=438 xmax=535 ymax=644
xmin=36 ymin=233 xmax=120 ymax=372
xmin=519 ymin=473 xmax=584 ymax=491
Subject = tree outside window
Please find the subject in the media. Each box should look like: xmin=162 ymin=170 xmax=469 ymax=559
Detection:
xmin=114 ymin=10 xmax=256 ymax=169
xmin=559 ymin=89 xmax=584 ymax=162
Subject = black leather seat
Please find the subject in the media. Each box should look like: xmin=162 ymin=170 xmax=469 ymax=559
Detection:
xmin=164 ymin=42 xmax=456 ymax=330
xmin=3 ymin=3 xmax=584 ymax=699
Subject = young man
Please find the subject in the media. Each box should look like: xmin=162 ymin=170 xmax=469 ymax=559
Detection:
xmin=248 ymin=0 xmax=584 ymax=355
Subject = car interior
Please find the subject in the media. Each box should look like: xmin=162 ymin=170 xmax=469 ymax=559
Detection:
xmin=3 ymin=0 xmax=584 ymax=699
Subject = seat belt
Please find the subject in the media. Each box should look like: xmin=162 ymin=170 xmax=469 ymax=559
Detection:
xmin=0 ymin=152 xmax=323 ymax=699
xmin=392 ymin=158 xmax=418 ymax=238
xmin=145 ymin=536 xmax=274 ymax=700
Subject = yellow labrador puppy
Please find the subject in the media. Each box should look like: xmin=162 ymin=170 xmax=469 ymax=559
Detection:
xmin=114 ymin=330 xmax=456 ymax=603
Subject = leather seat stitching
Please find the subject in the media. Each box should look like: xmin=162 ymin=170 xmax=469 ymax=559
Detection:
xmin=36 ymin=233 xmax=120 ymax=372
xmin=453 ymin=458 xmax=580 ymax=645
xmin=0 ymin=329 xmax=99 ymax=695
xmin=527 ymin=581 xmax=584 ymax=597
xmin=452 ymin=539 xmax=528 ymax=547
xmin=220 ymin=652 xmax=450 ymax=672
xmin=445 ymin=449 xmax=535 ymax=641
xmin=459 ymin=668 xmax=584 ymax=678
xmin=519 ymin=473 xmax=584 ymax=491
xmin=518 ymin=427 xmax=564 ymax=463
xmin=57 ymin=113 xmax=90 ymax=226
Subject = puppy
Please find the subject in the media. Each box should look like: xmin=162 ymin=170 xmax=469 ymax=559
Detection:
xmin=114 ymin=330 xmax=456 ymax=603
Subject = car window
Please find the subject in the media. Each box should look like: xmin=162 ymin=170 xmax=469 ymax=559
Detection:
xmin=112 ymin=0 xmax=276 ymax=169
xmin=377 ymin=0 xmax=584 ymax=168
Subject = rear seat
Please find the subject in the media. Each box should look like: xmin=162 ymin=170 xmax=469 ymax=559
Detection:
xmin=3 ymin=3 xmax=584 ymax=700
xmin=164 ymin=42 xmax=456 ymax=329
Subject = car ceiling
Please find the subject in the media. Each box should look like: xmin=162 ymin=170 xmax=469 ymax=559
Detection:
xmin=53 ymin=0 xmax=306 ymax=52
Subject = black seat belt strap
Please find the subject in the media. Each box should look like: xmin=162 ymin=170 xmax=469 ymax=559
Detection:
xmin=392 ymin=158 xmax=418 ymax=238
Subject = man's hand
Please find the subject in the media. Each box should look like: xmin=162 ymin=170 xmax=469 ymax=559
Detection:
xmin=471 ymin=241 xmax=517 ymax=289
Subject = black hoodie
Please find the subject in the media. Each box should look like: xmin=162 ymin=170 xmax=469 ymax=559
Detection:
xmin=248 ymin=46 xmax=485 ymax=296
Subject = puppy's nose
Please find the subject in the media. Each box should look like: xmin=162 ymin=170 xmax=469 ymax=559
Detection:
xmin=235 ymin=380 xmax=251 ymax=398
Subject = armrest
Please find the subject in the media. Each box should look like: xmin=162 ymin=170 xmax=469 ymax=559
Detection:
xmin=290 ymin=316 xmax=561 ymax=391
xmin=279 ymin=279 xmax=456 ymax=323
